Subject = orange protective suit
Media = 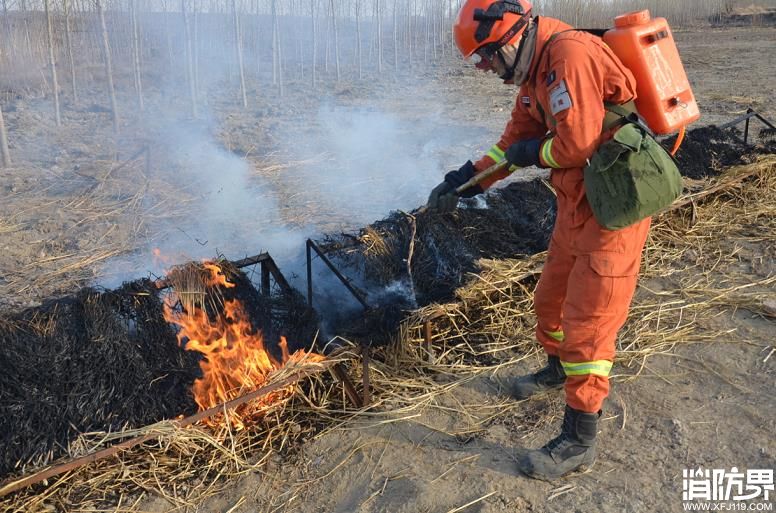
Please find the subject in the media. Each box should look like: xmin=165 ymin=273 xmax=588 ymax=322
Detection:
xmin=473 ymin=17 xmax=651 ymax=413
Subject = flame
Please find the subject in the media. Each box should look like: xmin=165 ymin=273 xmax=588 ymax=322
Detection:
xmin=201 ymin=262 xmax=235 ymax=289
xmin=163 ymin=261 xmax=321 ymax=428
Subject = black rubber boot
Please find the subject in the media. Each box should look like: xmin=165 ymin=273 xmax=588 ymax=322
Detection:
xmin=518 ymin=405 xmax=599 ymax=481
xmin=510 ymin=355 xmax=566 ymax=400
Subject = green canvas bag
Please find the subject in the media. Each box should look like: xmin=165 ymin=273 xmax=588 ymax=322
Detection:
xmin=584 ymin=118 xmax=683 ymax=230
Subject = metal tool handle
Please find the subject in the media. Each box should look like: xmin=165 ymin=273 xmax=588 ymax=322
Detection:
xmin=418 ymin=159 xmax=509 ymax=214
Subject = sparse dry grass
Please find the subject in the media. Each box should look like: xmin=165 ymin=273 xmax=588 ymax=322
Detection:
xmin=0 ymin=155 xmax=199 ymax=302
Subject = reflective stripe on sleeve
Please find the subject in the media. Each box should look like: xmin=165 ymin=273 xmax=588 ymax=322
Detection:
xmin=540 ymin=138 xmax=562 ymax=168
xmin=486 ymin=144 xmax=505 ymax=162
xmin=560 ymin=360 xmax=613 ymax=377
xmin=545 ymin=330 xmax=565 ymax=342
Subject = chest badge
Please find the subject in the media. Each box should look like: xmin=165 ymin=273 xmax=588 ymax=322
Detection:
xmin=546 ymin=70 xmax=557 ymax=86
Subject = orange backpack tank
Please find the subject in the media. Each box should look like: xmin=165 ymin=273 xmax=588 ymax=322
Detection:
xmin=603 ymin=10 xmax=700 ymax=135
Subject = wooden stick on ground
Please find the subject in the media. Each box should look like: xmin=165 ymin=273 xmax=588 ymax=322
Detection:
xmin=0 ymin=361 xmax=333 ymax=498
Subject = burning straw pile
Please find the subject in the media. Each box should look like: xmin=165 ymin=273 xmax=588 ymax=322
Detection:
xmin=1 ymin=125 xmax=774 ymax=512
xmin=0 ymin=258 xmax=323 ymax=508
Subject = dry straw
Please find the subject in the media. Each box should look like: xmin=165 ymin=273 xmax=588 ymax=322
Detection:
xmin=2 ymin=155 xmax=774 ymax=512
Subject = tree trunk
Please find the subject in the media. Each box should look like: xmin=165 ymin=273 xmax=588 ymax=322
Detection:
xmin=311 ymin=0 xmax=316 ymax=88
xmin=232 ymin=0 xmax=248 ymax=108
xmin=376 ymin=0 xmax=382 ymax=73
xmin=408 ymin=0 xmax=414 ymax=72
xmin=63 ymin=0 xmax=79 ymax=103
xmin=254 ymin=0 xmax=262 ymax=78
xmin=44 ymin=0 xmax=61 ymax=126
xmin=355 ymin=0 xmax=362 ymax=80
xmin=193 ymin=0 xmax=200 ymax=99
xmin=449 ymin=0 xmax=455 ymax=55
xmin=272 ymin=0 xmax=278 ymax=84
xmin=275 ymin=2 xmax=284 ymax=97
xmin=0 ymin=103 xmax=10 ymax=168
xmin=424 ymin=0 xmax=430 ymax=63
xmin=183 ymin=0 xmax=199 ymax=116
xmin=330 ymin=0 xmax=340 ymax=81
xmin=97 ymin=0 xmax=119 ymax=132
xmin=323 ymin=0 xmax=329 ymax=73
xmin=131 ymin=0 xmax=144 ymax=112
xmin=393 ymin=0 xmax=398 ymax=70
xmin=432 ymin=2 xmax=438 ymax=61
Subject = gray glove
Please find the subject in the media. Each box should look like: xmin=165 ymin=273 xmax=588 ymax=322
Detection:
xmin=427 ymin=181 xmax=459 ymax=212
xmin=426 ymin=161 xmax=483 ymax=213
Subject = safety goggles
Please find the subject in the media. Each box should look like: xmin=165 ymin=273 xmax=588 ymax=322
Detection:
xmin=469 ymin=43 xmax=502 ymax=70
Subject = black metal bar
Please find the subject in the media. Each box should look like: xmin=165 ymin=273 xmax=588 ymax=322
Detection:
xmin=260 ymin=262 xmax=271 ymax=296
xmin=754 ymin=113 xmax=776 ymax=130
xmin=154 ymin=252 xmax=292 ymax=295
xmin=232 ymin=252 xmax=272 ymax=267
xmin=717 ymin=109 xmax=776 ymax=144
xmin=263 ymin=258 xmax=293 ymax=295
xmin=306 ymin=239 xmax=370 ymax=310
xmin=718 ymin=111 xmax=758 ymax=130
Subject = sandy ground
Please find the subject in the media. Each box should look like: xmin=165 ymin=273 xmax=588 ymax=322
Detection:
xmin=1 ymin=26 xmax=775 ymax=513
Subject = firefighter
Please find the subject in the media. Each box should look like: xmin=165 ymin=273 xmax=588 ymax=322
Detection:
xmin=427 ymin=0 xmax=652 ymax=480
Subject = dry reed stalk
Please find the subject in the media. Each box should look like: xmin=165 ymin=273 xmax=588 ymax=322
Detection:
xmin=0 ymin=156 xmax=189 ymax=299
xmin=3 ymin=159 xmax=774 ymax=512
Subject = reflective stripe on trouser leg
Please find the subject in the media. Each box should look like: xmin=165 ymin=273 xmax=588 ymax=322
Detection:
xmin=534 ymin=232 xmax=575 ymax=358
xmin=560 ymin=360 xmax=612 ymax=376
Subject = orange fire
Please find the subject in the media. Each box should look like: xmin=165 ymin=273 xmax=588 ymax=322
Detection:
xmin=162 ymin=261 xmax=320 ymax=428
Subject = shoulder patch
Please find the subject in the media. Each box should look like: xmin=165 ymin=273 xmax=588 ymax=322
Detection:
xmin=549 ymin=79 xmax=572 ymax=116
xmin=521 ymin=96 xmax=531 ymax=106
xmin=546 ymin=70 xmax=556 ymax=86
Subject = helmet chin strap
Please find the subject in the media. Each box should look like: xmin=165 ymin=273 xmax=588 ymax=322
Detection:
xmin=497 ymin=44 xmax=520 ymax=82
xmin=498 ymin=53 xmax=518 ymax=82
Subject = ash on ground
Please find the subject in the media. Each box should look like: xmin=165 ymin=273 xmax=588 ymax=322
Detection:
xmin=667 ymin=124 xmax=776 ymax=179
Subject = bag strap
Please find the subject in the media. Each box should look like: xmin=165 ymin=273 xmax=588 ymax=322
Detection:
xmin=602 ymin=100 xmax=637 ymax=132
xmin=531 ymin=27 xmax=647 ymax=138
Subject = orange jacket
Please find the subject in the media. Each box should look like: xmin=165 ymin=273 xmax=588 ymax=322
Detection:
xmin=474 ymin=17 xmax=638 ymax=189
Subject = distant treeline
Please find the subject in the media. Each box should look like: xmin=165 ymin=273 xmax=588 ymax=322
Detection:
xmin=0 ymin=0 xmax=766 ymax=159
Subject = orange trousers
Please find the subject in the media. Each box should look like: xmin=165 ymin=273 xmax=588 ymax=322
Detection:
xmin=534 ymin=168 xmax=651 ymax=413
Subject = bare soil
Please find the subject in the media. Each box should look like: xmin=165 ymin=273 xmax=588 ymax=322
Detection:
xmin=1 ymin=27 xmax=774 ymax=512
